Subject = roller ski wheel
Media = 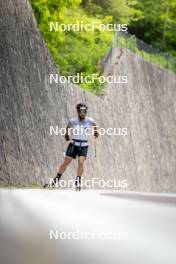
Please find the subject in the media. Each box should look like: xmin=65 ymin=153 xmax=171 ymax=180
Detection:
xmin=76 ymin=186 xmax=81 ymax=191
xmin=43 ymin=184 xmax=55 ymax=189
xmin=43 ymin=183 xmax=49 ymax=188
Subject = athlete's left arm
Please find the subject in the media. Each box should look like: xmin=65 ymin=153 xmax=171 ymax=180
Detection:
xmin=92 ymin=122 xmax=99 ymax=138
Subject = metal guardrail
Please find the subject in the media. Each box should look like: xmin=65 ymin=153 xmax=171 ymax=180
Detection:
xmin=104 ymin=31 xmax=176 ymax=74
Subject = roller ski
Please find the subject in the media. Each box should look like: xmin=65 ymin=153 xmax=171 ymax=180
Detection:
xmin=43 ymin=173 xmax=62 ymax=189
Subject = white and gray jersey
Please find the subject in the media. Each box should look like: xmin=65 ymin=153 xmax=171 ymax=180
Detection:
xmin=68 ymin=117 xmax=95 ymax=146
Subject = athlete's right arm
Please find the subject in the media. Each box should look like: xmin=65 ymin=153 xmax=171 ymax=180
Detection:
xmin=65 ymin=124 xmax=70 ymax=141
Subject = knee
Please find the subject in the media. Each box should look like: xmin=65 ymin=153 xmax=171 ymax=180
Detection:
xmin=78 ymin=159 xmax=85 ymax=166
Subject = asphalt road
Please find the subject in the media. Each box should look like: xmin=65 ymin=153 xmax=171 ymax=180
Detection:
xmin=0 ymin=189 xmax=176 ymax=264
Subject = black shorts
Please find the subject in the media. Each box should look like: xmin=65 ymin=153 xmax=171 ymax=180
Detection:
xmin=66 ymin=142 xmax=88 ymax=159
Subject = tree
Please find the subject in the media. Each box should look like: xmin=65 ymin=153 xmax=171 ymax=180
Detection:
xmin=128 ymin=0 xmax=176 ymax=55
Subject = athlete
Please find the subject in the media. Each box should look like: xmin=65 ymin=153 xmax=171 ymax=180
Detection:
xmin=44 ymin=103 xmax=99 ymax=191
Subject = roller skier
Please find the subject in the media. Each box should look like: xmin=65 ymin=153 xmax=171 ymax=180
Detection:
xmin=44 ymin=103 xmax=99 ymax=191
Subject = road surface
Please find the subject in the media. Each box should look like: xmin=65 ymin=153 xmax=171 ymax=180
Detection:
xmin=0 ymin=189 xmax=176 ymax=264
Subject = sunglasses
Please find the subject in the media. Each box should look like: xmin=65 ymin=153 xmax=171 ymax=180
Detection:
xmin=78 ymin=108 xmax=87 ymax=114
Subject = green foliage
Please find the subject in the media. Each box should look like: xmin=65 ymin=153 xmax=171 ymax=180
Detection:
xmin=128 ymin=0 xmax=176 ymax=56
xmin=29 ymin=0 xmax=142 ymax=93
xmin=30 ymin=0 xmax=115 ymax=92
xmin=29 ymin=0 xmax=176 ymax=94
xmin=82 ymin=0 xmax=142 ymax=23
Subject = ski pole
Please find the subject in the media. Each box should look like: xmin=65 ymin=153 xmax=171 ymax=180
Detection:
xmin=94 ymin=137 xmax=97 ymax=158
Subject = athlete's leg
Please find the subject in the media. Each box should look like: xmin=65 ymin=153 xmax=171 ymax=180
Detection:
xmin=75 ymin=156 xmax=86 ymax=190
xmin=51 ymin=156 xmax=72 ymax=187
xmin=58 ymin=156 xmax=73 ymax=174
xmin=43 ymin=149 xmax=75 ymax=188
xmin=77 ymin=156 xmax=86 ymax=177
xmin=52 ymin=142 xmax=75 ymax=187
